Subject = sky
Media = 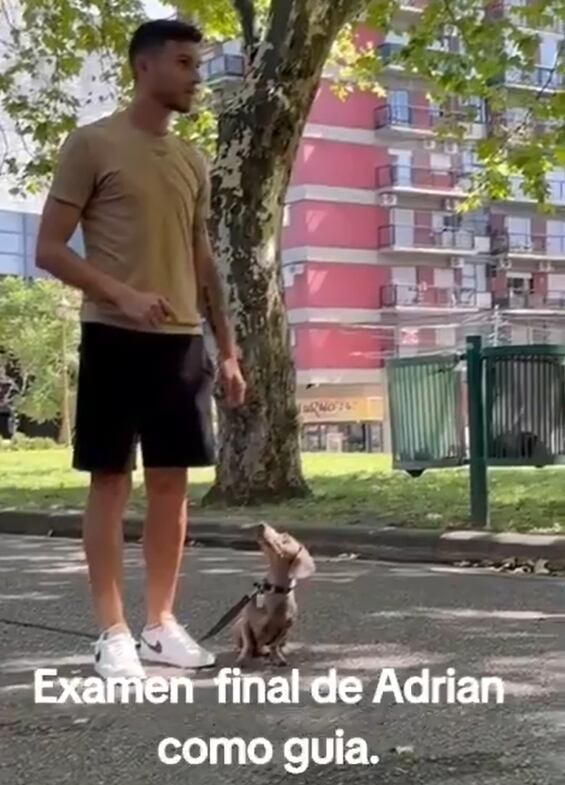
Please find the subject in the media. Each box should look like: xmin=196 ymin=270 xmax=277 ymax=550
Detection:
xmin=0 ymin=0 xmax=177 ymax=213
xmin=145 ymin=0 xmax=175 ymax=18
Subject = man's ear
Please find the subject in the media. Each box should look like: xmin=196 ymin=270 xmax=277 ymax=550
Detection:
xmin=290 ymin=546 xmax=316 ymax=580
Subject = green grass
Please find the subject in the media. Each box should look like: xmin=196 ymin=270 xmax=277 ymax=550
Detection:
xmin=2 ymin=449 xmax=565 ymax=533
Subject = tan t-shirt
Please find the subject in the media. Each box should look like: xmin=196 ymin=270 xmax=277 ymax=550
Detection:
xmin=48 ymin=110 xmax=211 ymax=335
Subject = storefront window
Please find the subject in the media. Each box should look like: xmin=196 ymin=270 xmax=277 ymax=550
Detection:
xmin=301 ymin=425 xmax=324 ymax=452
xmin=300 ymin=422 xmax=385 ymax=453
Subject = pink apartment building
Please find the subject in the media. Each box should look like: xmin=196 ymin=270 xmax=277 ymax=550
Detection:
xmin=198 ymin=8 xmax=565 ymax=451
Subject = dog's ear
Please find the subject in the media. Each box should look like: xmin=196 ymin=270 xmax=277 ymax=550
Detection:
xmin=290 ymin=546 xmax=316 ymax=580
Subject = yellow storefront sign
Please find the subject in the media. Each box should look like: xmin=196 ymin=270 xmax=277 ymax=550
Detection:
xmin=298 ymin=397 xmax=383 ymax=423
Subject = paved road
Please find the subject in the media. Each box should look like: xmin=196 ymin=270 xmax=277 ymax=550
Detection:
xmin=1 ymin=533 xmax=565 ymax=784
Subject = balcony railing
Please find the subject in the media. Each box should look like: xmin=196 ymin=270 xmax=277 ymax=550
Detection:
xmin=491 ymin=0 xmax=565 ymax=33
xmin=506 ymin=66 xmax=564 ymax=90
xmin=374 ymin=103 xmax=485 ymax=134
xmin=510 ymin=177 xmax=565 ymax=203
xmin=494 ymin=291 xmax=565 ymax=309
xmin=381 ymin=284 xmax=477 ymax=308
xmin=377 ymin=43 xmax=406 ymax=66
xmin=376 ymin=164 xmax=462 ymax=191
xmin=375 ymin=104 xmax=441 ymax=131
xmin=492 ymin=232 xmax=565 ymax=256
xmin=378 ymin=224 xmax=476 ymax=251
xmin=200 ymin=54 xmax=245 ymax=82
xmin=399 ymin=0 xmax=426 ymax=9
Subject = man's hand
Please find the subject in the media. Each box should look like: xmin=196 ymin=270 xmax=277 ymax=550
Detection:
xmin=218 ymin=356 xmax=246 ymax=408
xmin=115 ymin=287 xmax=176 ymax=328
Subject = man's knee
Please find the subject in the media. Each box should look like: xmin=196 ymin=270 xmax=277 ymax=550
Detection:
xmin=90 ymin=471 xmax=132 ymax=502
xmin=145 ymin=468 xmax=187 ymax=500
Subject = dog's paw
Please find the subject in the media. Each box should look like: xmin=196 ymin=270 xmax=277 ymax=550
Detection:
xmin=270 ymin=651 xmax=289 ymax=667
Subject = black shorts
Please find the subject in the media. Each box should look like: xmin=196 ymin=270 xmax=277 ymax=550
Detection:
xmin=72 ymin=322 xmax=216 ymax=472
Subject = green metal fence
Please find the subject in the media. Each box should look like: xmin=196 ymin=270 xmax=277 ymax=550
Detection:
xmin=387 ymin=353 xmax=467 ymax=475
xmin=484 ymin=345 xmax=565 ymax=466
xmin=386 ymin=337 xmax=565 ymax=528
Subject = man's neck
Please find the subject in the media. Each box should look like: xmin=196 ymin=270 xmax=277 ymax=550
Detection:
xmin=125 ymin=97 xmax=171 ymax=137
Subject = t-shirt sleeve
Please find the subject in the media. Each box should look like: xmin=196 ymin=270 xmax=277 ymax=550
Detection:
xmin=48 ymin=129 xmax=96 ymax=210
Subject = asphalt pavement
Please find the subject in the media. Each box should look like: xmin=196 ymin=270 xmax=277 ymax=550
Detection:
xmin=1 ymin=533 xmax=565 ymax=785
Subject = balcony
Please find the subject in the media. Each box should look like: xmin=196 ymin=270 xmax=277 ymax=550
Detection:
xmin=490 ymin=0 xmax=564 ymax=34
xmin=492 ymin=231 xmax=565 ymax=259
xmin=375 ymin=164 xmax=465 ymax=196
xmin=494 ymin=291 xmax=565 ymax=310
xmin=374 ymin=104 xmax=485 ymax=141
xmin=505 ymin=66 xmax=564 ymax=91
xmin=200 ymin=54 xmax=245 ymax=84
xmin=377 ymin=43 xmax=405 ymax=67
xmin=509 ymin=177 xmax=565 ymax=206
xmin=378 ymin=224 xmax=478 ymax=255
xmin=381 ymin=284 xmax=479 ymax=309
xmin=398 ymin=0 xmax=426 ymax=12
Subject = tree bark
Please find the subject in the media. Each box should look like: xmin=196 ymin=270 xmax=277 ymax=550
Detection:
xmin=204 ymin=0 xmax=367 ymax=505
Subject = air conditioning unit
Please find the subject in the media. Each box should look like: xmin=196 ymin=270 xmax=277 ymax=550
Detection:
xmin=423 ymin=139 xmax=437 ymax=150
xmin=444 ymin=141 xmax=459 ymax=154
xmin=498 ymin=259 xmax=513 ymax=270
xmin=539 ymin=260 xmax=553 ymax=272
xmin=282 ymin=268 xmax=294 ymax=288
xmin=450 ymin=257 xmax=464 ymax=269
xmin=379 ymin=193 xmax=398 ymax=207
xmin=443 ymin=198 xmax=458 ymax=211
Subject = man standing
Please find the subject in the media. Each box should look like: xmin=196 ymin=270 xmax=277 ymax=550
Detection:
xmin=36 ymin=19 xmax=246 ymax=678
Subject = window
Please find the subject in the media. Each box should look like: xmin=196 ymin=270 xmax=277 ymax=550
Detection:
xmin=506 ymin=216 xmax=531 ymax=250
xmin=389 ymin=90 xmax=410 ymax=125
xmin=393 ymin=209 xmax=415 ymax=247
xmin=430 ymin=153 xmax=451 ymax=171
xmin=549 ymin=170 xmax=565 ymax=203
xmin=0 ymin=232 xmax=23 ymax=255
xmin=0 ymin=211 xmax=22 ymax=233
xmin=507 ymin=275 xmax=534 ymax=308
xmin=547 ymin=220 xmax=565 ymax=255
xmin=390 ymin=150 xmax=412 ymax=186
xmin=461 ymin=97 xmax=485 ymax=124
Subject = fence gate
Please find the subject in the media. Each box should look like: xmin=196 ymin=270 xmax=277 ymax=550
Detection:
xmin=387 ymin=354 xmax=467 ymax=475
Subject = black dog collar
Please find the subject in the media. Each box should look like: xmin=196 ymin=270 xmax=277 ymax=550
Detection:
xmin=254 ymin=579 xmax=296 ymax=595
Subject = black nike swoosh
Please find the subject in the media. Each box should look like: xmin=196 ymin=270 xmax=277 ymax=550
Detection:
xmin=141 ymin=636 xmax=162 ymax=654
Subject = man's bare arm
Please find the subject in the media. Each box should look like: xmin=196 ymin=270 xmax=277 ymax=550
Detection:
xmin=194 ymin=224 xmax=238 ymax=360
xmin=36 ymin=198 xmax=127 ymax=304
xmin=36 ymin=198 xmax=174 ymax=327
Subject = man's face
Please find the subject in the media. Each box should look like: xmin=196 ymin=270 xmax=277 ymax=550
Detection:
xmin=141 ymin=40 xmax=202 ymax=113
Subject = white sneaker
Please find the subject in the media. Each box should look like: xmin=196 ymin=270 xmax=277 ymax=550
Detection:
xmin=94 ymin=628 xmax=146 ymax=679
xmin=139 ymin=619 xmax=216 ymax=669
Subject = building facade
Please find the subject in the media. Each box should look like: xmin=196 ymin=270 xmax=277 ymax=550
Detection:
xmin=1 ymin=12 xmax=563 ymax=451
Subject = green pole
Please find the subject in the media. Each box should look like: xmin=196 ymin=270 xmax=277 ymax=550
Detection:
xmin=466 ymin=335 xmax=489 ymax=528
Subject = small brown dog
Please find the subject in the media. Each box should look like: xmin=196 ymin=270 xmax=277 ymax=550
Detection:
xmin=234 ymin=523 xmax=316 ymax=666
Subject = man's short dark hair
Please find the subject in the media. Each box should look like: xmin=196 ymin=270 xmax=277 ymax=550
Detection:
xmin=128 ymin=19 xmax=203 ymax=68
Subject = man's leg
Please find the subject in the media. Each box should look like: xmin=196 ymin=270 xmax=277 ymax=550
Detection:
xmin=83 ymin=470 xmax=132 ymax=631
xmin=137 ymin=333 xmax=216 ymax=668
xmin=73 ymin=323 xmax=144 ymax=678
xmin=143 ymin=467 xmax=188 ymax=627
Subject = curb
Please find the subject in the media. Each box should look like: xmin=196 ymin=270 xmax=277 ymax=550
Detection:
xmin=2 ymin=510 xmax=565 ymax=567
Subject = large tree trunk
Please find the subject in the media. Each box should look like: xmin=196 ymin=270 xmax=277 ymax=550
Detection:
xmin=205 ymin=0 xmax=366 ymax=505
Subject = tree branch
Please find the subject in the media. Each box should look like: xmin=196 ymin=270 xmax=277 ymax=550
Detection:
xmin=232 ymin=0 xmax=258 ymax=60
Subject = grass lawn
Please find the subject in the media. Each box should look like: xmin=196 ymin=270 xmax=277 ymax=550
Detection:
xmin=2 ymin=448 xmax=565 ymax=533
